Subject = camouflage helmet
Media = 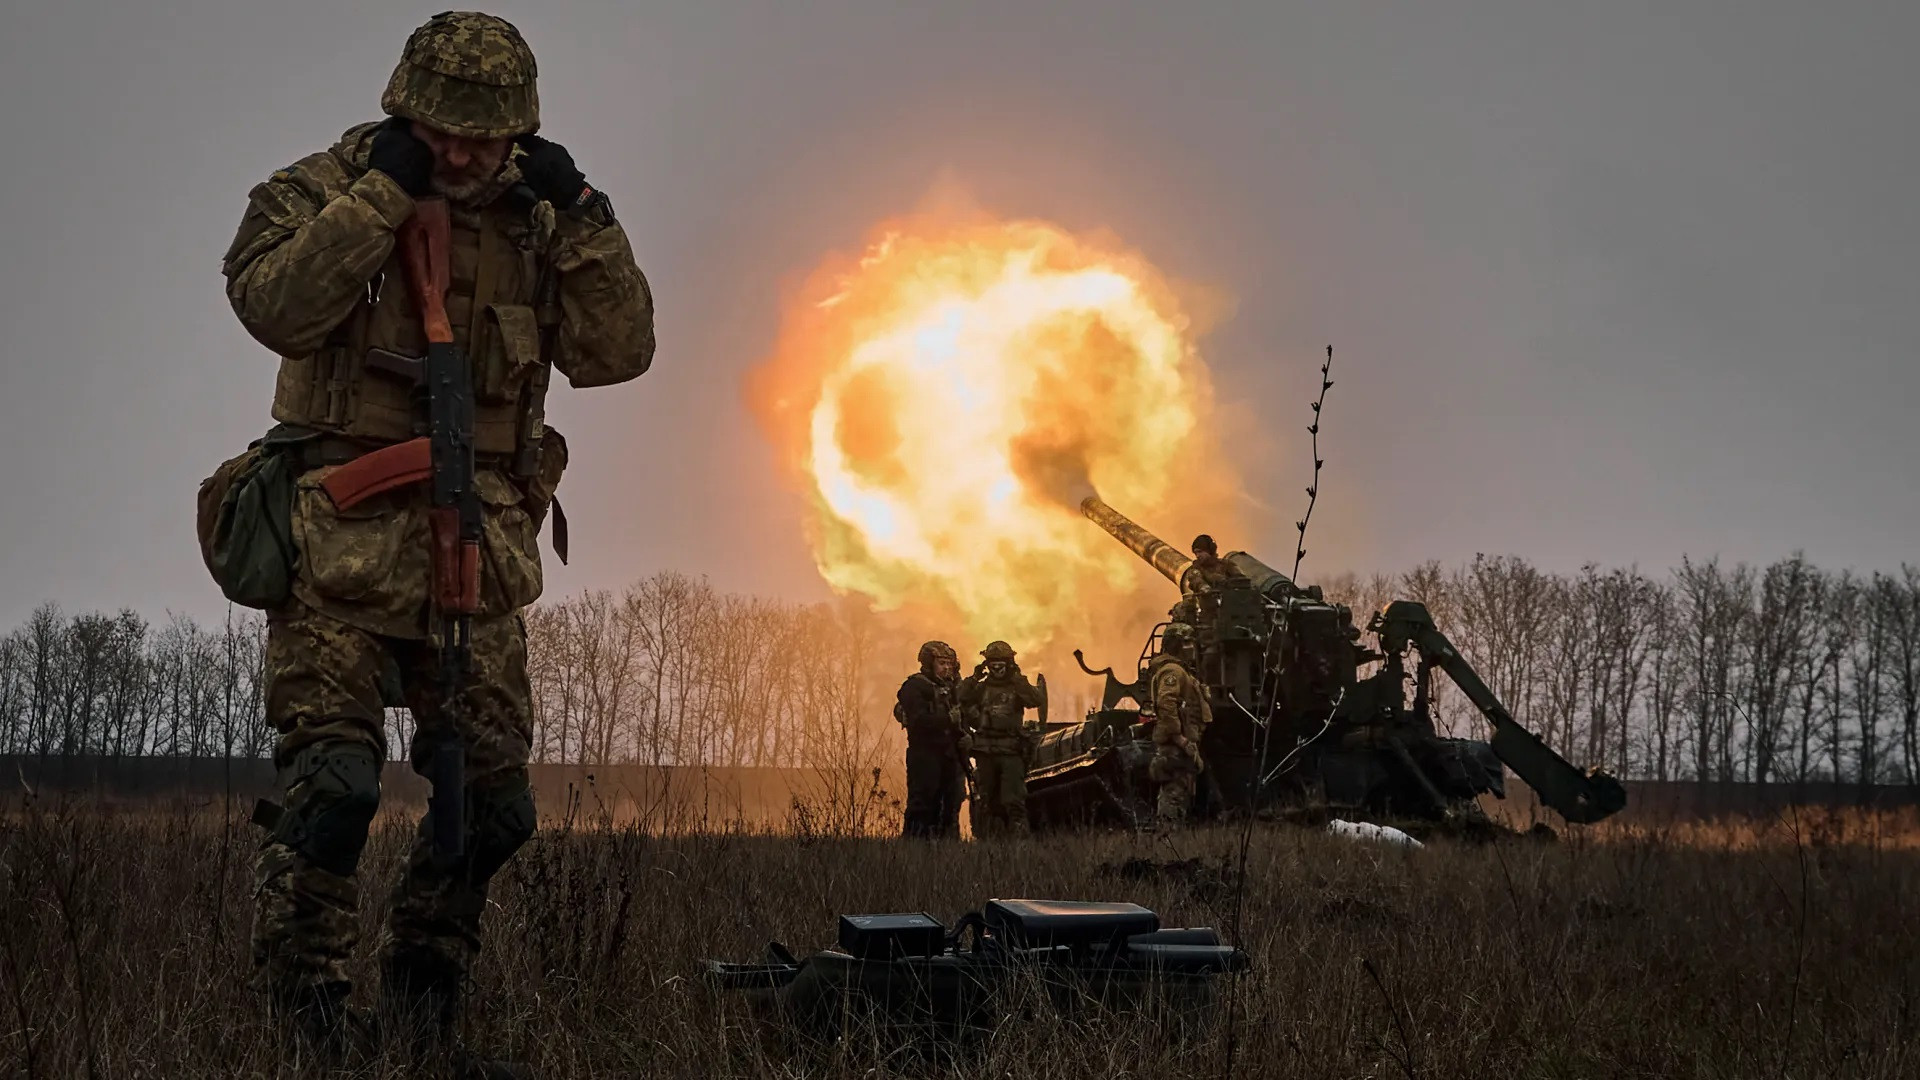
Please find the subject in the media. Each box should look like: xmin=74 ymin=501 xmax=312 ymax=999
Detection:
xmin=1161 ymin=621 xmax=1196 ymax=652
xmin=1191 ymin=534 xmax=1218 ymax=555
xmin=381 ymin=11 xmax=540 ymax=140
xmin=916 ymin=640 xmax=958 ymax=667
xmin=980 ymin=641 xmax=1017 ymax=663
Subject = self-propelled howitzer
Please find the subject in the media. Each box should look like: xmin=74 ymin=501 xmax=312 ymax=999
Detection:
xmin=1024 ymin=497 xmax=1627 ymax=830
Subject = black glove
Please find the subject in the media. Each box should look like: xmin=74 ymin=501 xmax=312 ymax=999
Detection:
xmin=366 ymin=117 xmax=434 ymax=197
xmin=514 ymin=134 xmax=592 ymax=210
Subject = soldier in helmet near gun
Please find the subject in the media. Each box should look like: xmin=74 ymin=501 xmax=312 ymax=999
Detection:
xmin=956 ymin=641 xmax=1047 ymax=838
xmin=209 ymin=10 xmax=654 ymax=1073
xmin=1148 ymin=622 xmax=1213 ymax=828
xmin=895 ymin=640 xmax=968 ymax=839
xmin=1179 ymin=534 xmax=1247 ymax=595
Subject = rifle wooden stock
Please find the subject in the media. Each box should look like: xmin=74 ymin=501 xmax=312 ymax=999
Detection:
xmin=400 ymin=199 xmax=454 ymax=345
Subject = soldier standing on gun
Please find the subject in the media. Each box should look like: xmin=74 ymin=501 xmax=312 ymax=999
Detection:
xmin=218 ymin=11 xmax=654 ymax=1069
xmin=1148 ymin=622 xmax=1212 ymax=828
xmin=1179 ymin=534 xmax=1247 ymax=594
xmin=896 ymin=641 xmax=967 ymax=839
xmin=956 ymin=641 xmax=1046 ymax=838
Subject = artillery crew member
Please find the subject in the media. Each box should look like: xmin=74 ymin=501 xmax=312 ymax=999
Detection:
xmin=1148 ymin=622 xmax=1213 ymax=827
xmin=896 ymin=640 xmax=967 ymax=839
xmin=956 ymin=641 xmax=1047 ymax=838
xmin=213 ymin=10 xmax=654 ymax=1064
xmin=1180 ymin=534 xmax=1248 ymax=594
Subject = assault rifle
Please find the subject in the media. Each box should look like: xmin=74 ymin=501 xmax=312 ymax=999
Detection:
xmin=403 ymin=196 xmax=479 ymax=859
xmin=315 ymin=196 xmax=476 ymax=858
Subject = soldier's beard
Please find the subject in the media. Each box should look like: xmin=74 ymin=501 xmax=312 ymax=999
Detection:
xmin=432 ymin=169 xmax=499 ymax=205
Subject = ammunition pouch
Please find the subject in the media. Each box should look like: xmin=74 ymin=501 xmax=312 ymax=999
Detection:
xmin=475 ymin=302 xmax=543 ymax=405
xmin=195 ymin=425 xmax=309 ymax=610
xmin=271 ymin=740 xmax=383 ymax=877
xmin=477 ymin=472 xmax=545 ymax=613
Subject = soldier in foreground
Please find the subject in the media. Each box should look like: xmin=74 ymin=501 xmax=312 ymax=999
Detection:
xmin=896 ymin=640 xmax=967 ymax=838
xmin=956 ymin=641 xmax=1047 ymax=837
xmin=216 ymin=10 xmax=654 ymax=1071
xmin=1179 ymin=533 xmax=1248 ymax=594
xmin=1148 ymin=622 xmax=1212 ymax=827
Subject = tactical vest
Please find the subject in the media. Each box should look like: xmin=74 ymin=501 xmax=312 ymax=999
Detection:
xmin=971 ymin=679 xmax=1030 ymax=737
xmin=269 ymin=195 xmax=560 ymax=468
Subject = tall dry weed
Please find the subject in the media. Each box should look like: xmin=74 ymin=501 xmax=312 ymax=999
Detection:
xmin=0 ymin=794 xmax=1914 ymax=1078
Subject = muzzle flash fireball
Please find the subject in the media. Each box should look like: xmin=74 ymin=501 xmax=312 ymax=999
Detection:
xmin=749 ymin=215 xmax=1243 ymax=656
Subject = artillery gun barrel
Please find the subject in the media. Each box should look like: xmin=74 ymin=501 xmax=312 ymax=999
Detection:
xmin=1080 ymin=496 xmax=1191 ymax=585
xmin=1223 ymin=553 xmax=1299 ymax=600
xmin=1081 ymin=495 xmax=1303 ymax=598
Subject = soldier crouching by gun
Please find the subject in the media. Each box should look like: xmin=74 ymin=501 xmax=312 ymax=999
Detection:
xmin=1147 ymin=622 xmax=1212 ymax=829
xmin=205 ymin=11 xmax=654 ymax=1073
xmin=896 ymin=641 xmax=967 ymax=839
xmin=956 ymin=641 xmax=1047 ymax=838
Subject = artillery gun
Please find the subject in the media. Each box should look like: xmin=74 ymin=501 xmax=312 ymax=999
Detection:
xmin=1023 ymin=496 xmax=1627 ymax=830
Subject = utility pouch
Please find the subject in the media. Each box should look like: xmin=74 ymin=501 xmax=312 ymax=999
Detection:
xmin=476 ymin=302 xmax=543 ymax=403
xmin=195 ymin=427 xmax=305 ymax=610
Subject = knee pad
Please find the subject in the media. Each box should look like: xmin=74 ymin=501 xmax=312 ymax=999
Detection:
xmin=466 ymin=771 xmax=535 ymax=883
xmin=275 ymin=740 xmax=382 ymax=877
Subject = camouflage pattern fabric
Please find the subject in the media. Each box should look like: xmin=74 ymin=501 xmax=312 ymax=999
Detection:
xmin=381 ymin=11 xmax=540 ymax=139
xmin=1179 ymin=555 xmax=1247 ymax=594
xmin=956 ymin=668 xmax=1044 ymax=753
xmin=1148 ymin=657 xmax=1211 ymax=826
xmin=252 ymin=599 xmax=533 ymax=998
xmin=286 ymin=463 xmax=544 ymax=641
xmin=1148 ymin=749 xmax=1199 ymax=825
xmin=958 ymin=667 xmax=1042 ymax=837
xmin=223 ymin=121 xmax=656 ymax=464
xmin=970 ymin=752 xmax=1029 ymax=838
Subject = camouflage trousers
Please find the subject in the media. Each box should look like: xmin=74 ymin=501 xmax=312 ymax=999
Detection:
xmin=251 ymin=599 xmax=536 ymax=1002
xmin=1149 ymin=746 xmax=1200 ymax=825
xmin=969 ymin=751 xmax=1028 ymax=838
xmin=902 ymin=741 xmax=967 ymax=839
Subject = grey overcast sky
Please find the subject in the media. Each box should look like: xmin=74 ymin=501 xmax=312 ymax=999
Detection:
xmin=0 ymin=1 xmax=1914 ymax=628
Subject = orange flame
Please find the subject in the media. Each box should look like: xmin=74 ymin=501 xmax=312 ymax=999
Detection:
xmin=748 ymin=210 xmax=1245 ymax=667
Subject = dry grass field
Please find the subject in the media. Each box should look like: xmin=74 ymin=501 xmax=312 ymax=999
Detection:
xmin=2 ymin=792 xmax=1916 ymax=1079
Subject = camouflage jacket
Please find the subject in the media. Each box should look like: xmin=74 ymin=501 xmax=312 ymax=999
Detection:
xmin=1180 ymin=557 xmax=1247 ymax=595
xmin=219 ymin=122 xmax=655 ymax=638
xmin=1149 ymin=657 xmax=1210 ymax=751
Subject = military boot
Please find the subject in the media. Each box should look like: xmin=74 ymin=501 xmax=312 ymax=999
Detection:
xmin=271 ymin=979 xmax=373 ymax=1066
xmin=380 ymin=947 xmax=535 ymax=1079
xmin=378 ymin=946 xmax=462 ymax=1053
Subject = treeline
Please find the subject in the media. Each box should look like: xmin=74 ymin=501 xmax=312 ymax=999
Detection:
xmin=2 ymin=555 xmax=1917 ymax=785
xmin=0 ymin=605 xmax=271 ymax=761
xmin=1321 ymin=554 xmax=1920 ymax=786
xmin=0 ymin=575 xmax=898 ymax=776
